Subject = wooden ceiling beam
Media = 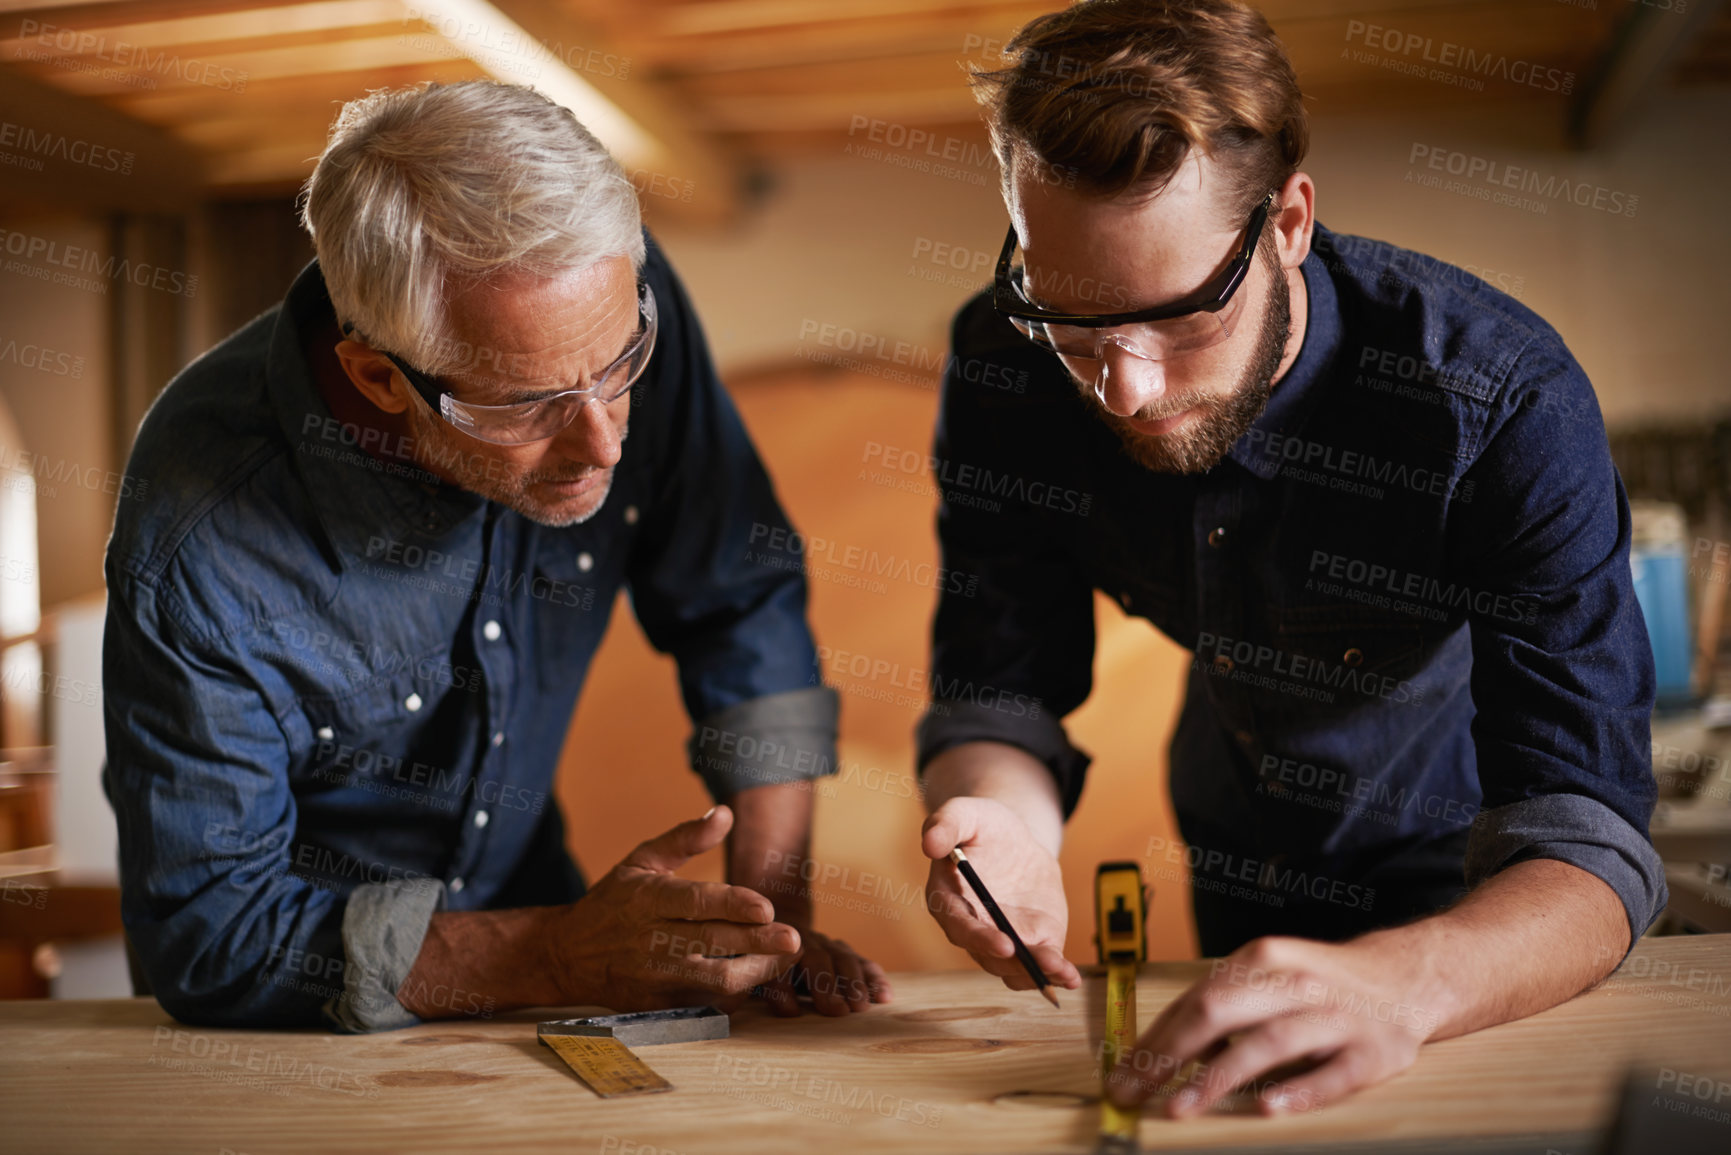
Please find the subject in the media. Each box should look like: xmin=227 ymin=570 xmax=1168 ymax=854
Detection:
xmin=482 ymin=0 xmax=744 ymax=225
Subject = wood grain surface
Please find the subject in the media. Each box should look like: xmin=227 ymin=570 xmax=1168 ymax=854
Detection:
xmin=2 ymin=935 xmax=1728 ymax=1154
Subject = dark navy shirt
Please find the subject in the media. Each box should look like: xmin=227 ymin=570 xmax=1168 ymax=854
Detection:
xmin=103 ymin=237 xmax=837 ymax=1027
xmin=916 ymin=223 xmax=1665 ymax=956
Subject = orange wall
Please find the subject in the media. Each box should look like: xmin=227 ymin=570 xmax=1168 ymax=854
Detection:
xmin=558 ymin=371 xmax=1196 ymax=975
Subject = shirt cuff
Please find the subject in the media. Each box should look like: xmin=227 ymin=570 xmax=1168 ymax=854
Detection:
xmin=1464 ymin=792 xmax=1668 ymax=957
xmin=322 ymin=877 xmax=446 ymax=1033
xmin=916 ymin=698 xmax=1092 ymax=818
xmin=687 ymin=686 xmax=840 ymax=798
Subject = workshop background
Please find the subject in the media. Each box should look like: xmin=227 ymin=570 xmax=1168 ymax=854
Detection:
xmin=2 ymin=0 xmax=1729 ymax=997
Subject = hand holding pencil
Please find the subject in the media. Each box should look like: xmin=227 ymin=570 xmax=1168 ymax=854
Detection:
xmin=920 ymin=796 xmax=1082 ymax=999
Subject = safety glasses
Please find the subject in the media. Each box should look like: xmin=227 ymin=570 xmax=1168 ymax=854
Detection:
xmin=353 ymin=280 xmax=658 ymax=446
xmin=993 ymin=191 xmax=1275 ymax=366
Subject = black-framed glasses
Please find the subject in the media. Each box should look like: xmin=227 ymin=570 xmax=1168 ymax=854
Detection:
xmin=992 ymin=190 xmax=1276 ymax=364
xmin=344 ymin=280 xmax=658 ymax=446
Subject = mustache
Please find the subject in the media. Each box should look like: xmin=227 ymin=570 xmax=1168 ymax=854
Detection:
xmin=534 ymin=466 xmax=607 ymax=484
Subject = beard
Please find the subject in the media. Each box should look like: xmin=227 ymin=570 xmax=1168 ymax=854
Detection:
xmin=403 ymin=399 xmax=617 ymax=528
xmin=1084 ymin=252 xmax=1291 ymax=475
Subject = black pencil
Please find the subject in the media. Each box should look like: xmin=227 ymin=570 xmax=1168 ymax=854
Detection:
xmin=948 ymin=847 xmax=1061 ymax=1008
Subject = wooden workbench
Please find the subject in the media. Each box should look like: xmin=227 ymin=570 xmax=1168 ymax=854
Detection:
xmin=2 ymin=935 xmax=1728 ymax=1153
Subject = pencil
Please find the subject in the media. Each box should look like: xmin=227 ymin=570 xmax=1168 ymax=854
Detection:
xmin=948 ymin=847 xmax=1061 ymax=1008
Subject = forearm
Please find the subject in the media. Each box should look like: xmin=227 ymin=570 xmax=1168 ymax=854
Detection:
xmin=725 ymin=780 xmax=816 ymax=926
xmin=922 ymin=741 xmax=1064 ymax=856
xmin=1365 ymin=857 xmax=1629 ymax=1040
xmin=396 ymin=905 xmax=569 ymax=1018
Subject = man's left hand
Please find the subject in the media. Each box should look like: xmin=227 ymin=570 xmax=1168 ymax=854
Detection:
xmin=1109 ymin=934 xmax=1446 ymax=1117
xmin=755 ymin=927 xmax=892 ymax=1016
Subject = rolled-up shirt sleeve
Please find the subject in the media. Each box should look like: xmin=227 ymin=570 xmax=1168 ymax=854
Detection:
xmin=623 ymin=239 xmax=837 ymax=796
xmin=326 ymin=877 xmax=445 ymax=1033
xmin=914 ymin=303 xmax=1097 ymax=817
xmin=103 ymin=573 xmax=358 ymax=1027
xmin=1449 ymin=337 xmax=1666 ymax=949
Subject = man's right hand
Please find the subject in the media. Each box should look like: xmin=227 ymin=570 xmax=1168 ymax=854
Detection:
xmin=550 ymin=805 xmax=802 ymax=1011
xmin=921 ymin=796 xmax=1081 ymax=993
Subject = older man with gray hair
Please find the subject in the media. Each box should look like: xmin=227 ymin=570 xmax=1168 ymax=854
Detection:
xmin=102 ymin=80 xmax=885 ymax=1031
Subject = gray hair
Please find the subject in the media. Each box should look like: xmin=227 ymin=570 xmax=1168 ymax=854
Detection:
xmin=300 ymin=79 xmax=645 ymax=375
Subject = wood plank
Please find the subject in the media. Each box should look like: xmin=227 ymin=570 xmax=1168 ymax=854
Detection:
xmin=0 ymin=935 xmax=1726 ymax=1151
xmin=0 ymin=0 xmax=402 ymax=50
xmin=7 ymin=32 xmax=463 ymax=96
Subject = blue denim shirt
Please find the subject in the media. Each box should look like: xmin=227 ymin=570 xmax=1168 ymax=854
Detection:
xmin=103 ymin=236 xmax=838 ymax=1029
xmin=916 ymin=223 xmax=1665 ymax=956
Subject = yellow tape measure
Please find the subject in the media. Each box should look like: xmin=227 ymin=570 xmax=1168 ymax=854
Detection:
xmin=1095 ymin=862 xmax=1147 ymax=1148
xmin=540 ymin=1034 xmax=672 ymax=1098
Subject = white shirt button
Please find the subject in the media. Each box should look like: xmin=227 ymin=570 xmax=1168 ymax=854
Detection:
xmin=576 ymin=551 xmax=594 ymax=573
xmin=482 ymin=619 xmax=502 ymax=641
xmin=623 ymin=505 xmax=639 ymax=525
xmin=448 ymin=876 xmax=465 ymax=893
xmin=404 ymin=692 xmax=423 ymax=712
xmin=316 ymin=725 xmax=334 ymax=740
xmin=492 ymin=731 xmax=505 ymax=747
xmin=473 ymin=810 xmax=489 ymax=829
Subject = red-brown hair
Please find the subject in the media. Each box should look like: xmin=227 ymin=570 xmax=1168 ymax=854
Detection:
xmin=973 ymin=0 xmax=1308 ymax=221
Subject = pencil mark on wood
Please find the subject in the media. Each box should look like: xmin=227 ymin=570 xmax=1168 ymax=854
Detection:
xmin=992 ymin=1090 xmax=1093 ymax=1110
xmin=893 ymin=1005 xmax=1009 ymax=1023
xmin=372 ymin=1070 xmax=503 ymax=1087
xmin=399 ymin=1034 xmax=489 ymax=1046
xmin=869 ymin=1037 xmax=1029 ymax=1054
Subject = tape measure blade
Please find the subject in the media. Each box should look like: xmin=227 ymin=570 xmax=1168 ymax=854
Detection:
xmin=1100 ymin=960 xmax=1139 ymax=1140
xmin=543 ymin=1034 xmax=673 ymax=1097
